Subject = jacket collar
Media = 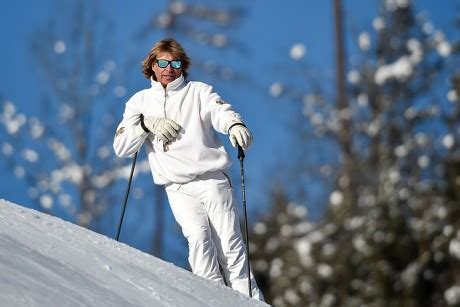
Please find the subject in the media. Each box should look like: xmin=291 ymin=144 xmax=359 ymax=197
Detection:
xmin=150 ymin=74 xmax=185 ymax=95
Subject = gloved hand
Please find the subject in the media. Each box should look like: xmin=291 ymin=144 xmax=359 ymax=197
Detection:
xmin=229 ymin=124 xmax=253 ymax=149
xmin=142 ymin=116 xmax=181 ymax=143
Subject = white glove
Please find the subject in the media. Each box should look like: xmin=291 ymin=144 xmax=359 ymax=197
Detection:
xmin=142 ymin=116 xmax=181 ymax=143
xmin=229 ymin=124 xmax=253 ymax=149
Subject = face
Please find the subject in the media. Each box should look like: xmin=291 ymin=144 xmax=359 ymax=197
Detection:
xmin=152 ymin=52 xmax=182 ymax=87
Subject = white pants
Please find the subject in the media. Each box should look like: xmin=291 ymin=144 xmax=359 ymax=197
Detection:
xmin=165 ymin=170 xmax=264 ymax=301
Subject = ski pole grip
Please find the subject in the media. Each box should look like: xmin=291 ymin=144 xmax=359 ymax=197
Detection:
xmin=237 ymin=144 xmax=245 ymax=161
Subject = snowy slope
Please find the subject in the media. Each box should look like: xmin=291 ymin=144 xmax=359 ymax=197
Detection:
xmin=0 ymin=200 xmax=267 ymax=307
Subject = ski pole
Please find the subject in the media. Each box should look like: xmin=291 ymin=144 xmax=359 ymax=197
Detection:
xmin=116 ymin=151 xmax=138 ymax=241
xmin=116 ymin=114 xmax=145 ymax=241
xmin=237 ymin=144 xmax=252 ymax=298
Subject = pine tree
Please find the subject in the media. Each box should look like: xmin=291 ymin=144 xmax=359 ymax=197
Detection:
xmin=258 ymin=1 xmax=460 ymax=306
xmin=250 ymin=185 xmax=312 ymax=306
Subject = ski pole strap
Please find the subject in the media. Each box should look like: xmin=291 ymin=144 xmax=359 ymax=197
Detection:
xmin=228 ymin=122 xmax=246 ymax=134
xmin=139 ymin=114 xmax=149 ymax=133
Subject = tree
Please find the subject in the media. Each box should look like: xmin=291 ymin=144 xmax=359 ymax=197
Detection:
xmin=254 ymin=1 xmax=460 ymax=306
xmin=0 ymin=0 xmax=140 ymax=230
xmin=250 ymin=185 xmax=312 ymax=306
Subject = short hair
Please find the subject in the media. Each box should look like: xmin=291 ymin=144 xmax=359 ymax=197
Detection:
xmin=142 ymin=38 xmax=191 ymax=80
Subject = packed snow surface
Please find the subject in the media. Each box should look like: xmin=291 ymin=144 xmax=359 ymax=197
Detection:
xmin=0 ymin=200 xmax=267 ymax=307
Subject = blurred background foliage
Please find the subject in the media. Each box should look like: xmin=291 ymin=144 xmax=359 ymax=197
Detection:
xmin=1 ymin=0 xmax=460 ymax=306
xmin=251 ymin=1 xmax=460 ymax=306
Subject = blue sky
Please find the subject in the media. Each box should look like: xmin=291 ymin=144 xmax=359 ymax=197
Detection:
xmin=0 ymin=0 xmax=335 ymax=208
xmin=0 ymin=0 xmax=458 ymax=258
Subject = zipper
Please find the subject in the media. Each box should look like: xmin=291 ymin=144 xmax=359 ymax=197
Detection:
xmin=163 ymin=90 xmax=167 ymax=117
xmin=163 ymin=89 xmax=169 ymax=151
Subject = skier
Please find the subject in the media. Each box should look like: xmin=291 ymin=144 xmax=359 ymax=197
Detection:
xmin=113 ymin=38 xmax=263 ymax=300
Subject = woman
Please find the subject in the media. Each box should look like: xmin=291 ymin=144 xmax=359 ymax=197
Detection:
xmin=113 ymin=38 xmax=263 ymax=300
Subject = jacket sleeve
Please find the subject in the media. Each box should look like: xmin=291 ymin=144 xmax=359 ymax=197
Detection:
xmin=113 ymin=94 xmax=149 ymax=158
xmin=199 ymin=84 xmax=244 ymax=134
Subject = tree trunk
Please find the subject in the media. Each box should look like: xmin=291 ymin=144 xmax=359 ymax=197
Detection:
xmin=333 ymin=0 xmax=354 ymax=204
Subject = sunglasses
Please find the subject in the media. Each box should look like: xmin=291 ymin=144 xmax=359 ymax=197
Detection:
xmin=156 ymin=59 xmax=182 ymax=69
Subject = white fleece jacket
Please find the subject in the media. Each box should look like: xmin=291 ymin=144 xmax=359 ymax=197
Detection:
xmin=113 ymin=75 xmax=244 ymax=185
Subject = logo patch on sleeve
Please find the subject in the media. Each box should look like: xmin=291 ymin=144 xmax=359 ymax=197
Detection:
xmin=115 ymin=127 xmax=125 ymax=137
xmin=215 ymin=99 xmax=228 ymax=105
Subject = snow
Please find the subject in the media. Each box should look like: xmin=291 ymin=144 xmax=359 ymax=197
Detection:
xmin=357 ymin=93 xmax=369 ymax=108
xmin=445 ymin=285 xmax=460 ymax=306
xmin=374 ymin=56 xmax=414 ymax=85
xmin=449 ymin=238 xmax=460 ymax=260
xmin=268 ymin=82 xmax=283 ymax=97
xmin=316 ymin=263 xmax=333 ymax=279
xmin=329 ymin=190 xmax=344 ymax=207
xmin=53 ymin=40 xmax=66 ymax=54
xmin=347 ymin=70 xmax=360 ymax=84
xmin=358 ymin=32 xmax=371 ymax=51
xmin=0 ymin=200 xmax=267 ymax=307
xmin=289 ymin=43 xmax=307 ymax=60
xmin=372 ymin=17 xmax=385 ymax=31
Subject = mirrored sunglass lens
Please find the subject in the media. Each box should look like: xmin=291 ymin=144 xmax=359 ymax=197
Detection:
xmin=171 ymin=60 xmax=182 ymax=69
xmin=157 ymin=60 xmax=169 ymax=68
